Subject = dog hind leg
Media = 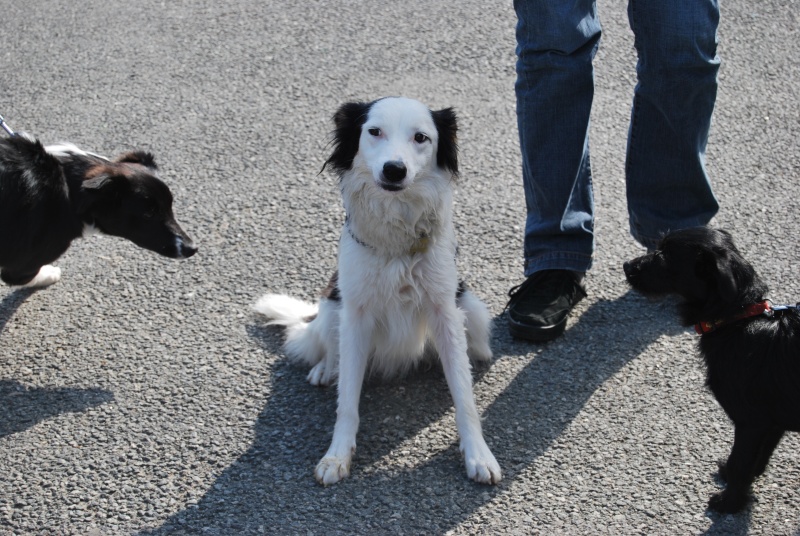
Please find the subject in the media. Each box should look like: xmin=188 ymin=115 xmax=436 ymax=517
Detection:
xmin=305 ymin=299 xmax=341 ymax=386
xmin=458 ymin=289 xmax=493 ymax=363
xmin=253 ymin=294 xmax=331 ymax=374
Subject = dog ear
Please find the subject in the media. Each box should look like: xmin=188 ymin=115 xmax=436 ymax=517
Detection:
xmin=715 ymin=254 xmax=739 ymax=302
xmin=114 ymin=151 xmax=158 ymax=171
xmin=77 ymin=167 xmax=124 ymax=215
xmin=322 ymin=101 xmax=372 ymax=175
xmin=431 ymin=107 xmax=459 ymax=175
xmin=699 ymin=249 xmax=739 ymax=302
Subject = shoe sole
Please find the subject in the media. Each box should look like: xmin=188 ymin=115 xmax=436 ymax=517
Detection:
xmin=507 ymin=315 xmax=568 ymax=342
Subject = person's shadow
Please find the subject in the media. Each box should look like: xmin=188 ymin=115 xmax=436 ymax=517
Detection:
xmin=140 ymin=291 xmax=754 ymax=535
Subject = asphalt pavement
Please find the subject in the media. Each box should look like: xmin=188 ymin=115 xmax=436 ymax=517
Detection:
xmin=1 ymin=0 xmax=799 ymax=534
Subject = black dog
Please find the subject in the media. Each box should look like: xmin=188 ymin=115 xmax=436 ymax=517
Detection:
xmin=623 ymin=227 xmax=800 ymax=513
xmin=0 ymin=135 xmax=196 ymax=287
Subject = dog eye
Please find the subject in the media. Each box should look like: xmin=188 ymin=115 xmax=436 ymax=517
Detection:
xmin=414 ymin=133 xmax=430 ymax=143
xmin=368 ymin=128 xmax=381 ymax=137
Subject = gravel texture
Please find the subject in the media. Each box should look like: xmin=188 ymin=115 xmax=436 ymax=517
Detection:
xmin=1 ymin=0 xmax=799 ymax=534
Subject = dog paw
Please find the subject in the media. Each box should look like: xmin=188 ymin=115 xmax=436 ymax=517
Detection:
xmin=462 ymin=442 xmax=502 ymax=485
xmin=468 ymin=343 xmax=493 ymax=363
xmin=315 ymin=456 xmax=350 ymax=486
xmin=24 ymin=265 xmax=62 ymax=288
xmin=307 ymin=361 xmax=335 ymax=386
xmin=708 ymin=490 xmax=748 ymax=514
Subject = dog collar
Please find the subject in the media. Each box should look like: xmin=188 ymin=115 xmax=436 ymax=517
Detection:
xmin=694 ymin=301 xmax=772 ymax=334
xmin=345 ymin=218 xmax=430 ymax=255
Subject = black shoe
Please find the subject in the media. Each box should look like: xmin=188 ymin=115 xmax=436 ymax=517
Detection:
xmin=505 ymin=270 xmax=587 ymax=341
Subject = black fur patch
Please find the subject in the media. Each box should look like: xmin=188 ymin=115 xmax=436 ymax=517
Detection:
xmin=321 ymin=271 xmax=341 ymax=302
xmin=432 ymin=107 xmax=459 ymax=176
xmin=456 ymin=280 xmax=467 ymax=300
xmin=322 ymin=101 xmax=373 ymax=175
xmin=114 ymin=151 xmax=158 ymax=170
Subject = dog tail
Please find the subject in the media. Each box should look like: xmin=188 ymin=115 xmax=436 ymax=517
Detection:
xmin=253 ymin=294 xmax=328 ymax=367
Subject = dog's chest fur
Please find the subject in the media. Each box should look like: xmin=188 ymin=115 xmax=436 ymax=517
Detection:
xmin=342 ymin=170 xmax=451 ymax=256
xmin=337 ymin=186 xmax=459 ymax=360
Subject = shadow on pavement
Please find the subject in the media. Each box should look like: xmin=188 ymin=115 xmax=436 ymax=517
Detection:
xmin=0 ymin=379 xmax=114 ymax=438
xmin=142 ymin=291 xmax=752 ymax=535
xmin=0 ymin=288 xmax=36 ymax=336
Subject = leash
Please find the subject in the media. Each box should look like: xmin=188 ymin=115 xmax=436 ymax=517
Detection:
xmin=766 ymin=302 xmax=800 ymax=314
xmin=0 ymin=113 xmax=16 ymax=136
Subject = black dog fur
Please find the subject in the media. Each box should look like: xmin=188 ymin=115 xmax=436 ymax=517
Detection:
xmin=623 ymin=227 xmax=800 ymax=513
xmin=0 ymin=135 xmax=196 ymax=286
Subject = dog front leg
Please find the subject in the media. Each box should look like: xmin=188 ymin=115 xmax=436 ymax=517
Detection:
xmin=315 ymin=306 xmax=372 ymax=485
xmin=709 ymin=424 xmax=767 ymax=513
xmin=752 ymin=427 xmax=784 ymax=478
xmin=429 ymin=303 xmax=501 ymax=484
xmin=2 ymin=265 xmax=61 ymax=287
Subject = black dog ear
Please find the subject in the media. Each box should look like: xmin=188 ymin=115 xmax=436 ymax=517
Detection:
xmin=431 ymin=107 xmax=458 ymax=175
xmin=114 ymin=151 xmax=158 ymax=171
xmin=78 ymin=167 xmax=124 ymax=215
xmin=698 ymin=249 xmax=738 ymax=302
xmin=714 ymin=254 xmax=739 ymax=302
xmin=322 ymin=101 xmax=372 ymax=175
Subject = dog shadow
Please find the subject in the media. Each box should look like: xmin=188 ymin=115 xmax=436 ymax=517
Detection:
xmin=0 ymin=379 xmax=114 ymax=438
xmin=141 ymin=291 xmax=752 ymax=534
xmin=699 ymin=496 xmax=753 ymax=536
xmin=1 ymin=289 xmax=114 ymax=436
xmin=0 ymin=287 xmax=36 ymax=336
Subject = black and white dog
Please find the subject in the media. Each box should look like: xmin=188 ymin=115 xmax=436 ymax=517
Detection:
xmin=0 ymin=134 xmax=196 ymax=287
xmin=624 ymin=227 xmax=800 ymax=513
xmin=254 ymin=97 xmax=501 ymax=486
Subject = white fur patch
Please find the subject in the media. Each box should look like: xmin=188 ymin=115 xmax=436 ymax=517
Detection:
xmin=23 ymin=265 xmax=62 ymax=288
xmin=45 ymin=143 xmax=107 ymax=161
xmin=82 ymin=223 xmax=102 ymax=238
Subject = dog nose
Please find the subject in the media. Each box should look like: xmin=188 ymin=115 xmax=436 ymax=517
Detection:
xmin=382 ymin=161 xmax=407 ymax=182
xmin=179 ymin=237 xmax=197 ymax=258
xmin=622 ymin=261 xmax=634 ymax=277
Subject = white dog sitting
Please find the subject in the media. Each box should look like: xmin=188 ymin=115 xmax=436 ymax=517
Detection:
xmin=254 ymin=97 xmax=501 ymax=486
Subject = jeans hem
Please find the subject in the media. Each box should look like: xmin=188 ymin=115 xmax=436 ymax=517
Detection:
xmin=524 ymin=252 xmax=593 ymax=277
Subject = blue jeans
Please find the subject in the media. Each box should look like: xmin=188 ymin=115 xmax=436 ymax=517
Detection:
xmin=515 ymin=0 xmax=720 ymax=276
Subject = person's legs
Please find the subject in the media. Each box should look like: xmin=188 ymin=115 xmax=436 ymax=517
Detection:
xmin=510 ymin=0 xmax=598 ymax=341
xmin=626 ymin=0 xmax=721 ymax=250
xmin=515 ymin=0 xmax=600 ymax=276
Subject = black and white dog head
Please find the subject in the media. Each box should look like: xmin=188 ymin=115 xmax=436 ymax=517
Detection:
xmin=623 ymin=227 xmax=767 ymax=326
xmin=323 ymin=97 xmax=458 ymax=192
xmin=78 ymin=151 xmax=197 ymax=259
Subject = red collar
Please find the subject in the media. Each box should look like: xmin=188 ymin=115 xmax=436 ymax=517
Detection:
xmin=694 ymin=301 xmax=771 ymax=334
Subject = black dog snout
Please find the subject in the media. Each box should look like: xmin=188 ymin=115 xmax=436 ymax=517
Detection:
xmin=180 ymin=239 xmax=198 ymax=259
xmin=382 ymin=161 xmax=407 ymax=182
xmin=622 ymin=261 xmax=634 ymax=277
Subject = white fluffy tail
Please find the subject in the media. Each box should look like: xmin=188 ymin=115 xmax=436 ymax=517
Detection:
xmin=253 ymin=294 xmax=327 ymax=368
xmin=253 ymin=294 xmax=318 ymax=326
